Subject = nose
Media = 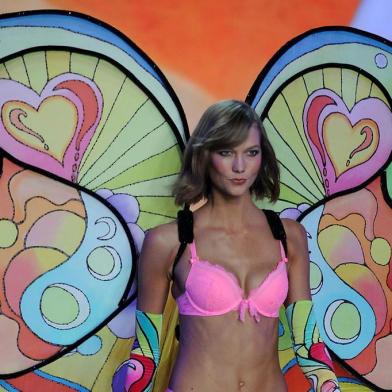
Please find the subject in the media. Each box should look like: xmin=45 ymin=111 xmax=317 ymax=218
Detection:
xmin=233 ymin=155 xmax=245 ymax=173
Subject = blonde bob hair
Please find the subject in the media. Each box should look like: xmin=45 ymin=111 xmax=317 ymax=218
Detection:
xmin=173 ymin=100 xmax=280 ymax=205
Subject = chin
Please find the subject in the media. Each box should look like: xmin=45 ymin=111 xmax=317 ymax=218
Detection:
xmin=222 ymin=188 xmax=251 ymax=198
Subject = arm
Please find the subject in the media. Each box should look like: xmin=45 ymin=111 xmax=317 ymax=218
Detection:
xmin=128 ymin=225 xmax=177 ymax=392
xmin=283 ymin=220 xmax=340 ymax=392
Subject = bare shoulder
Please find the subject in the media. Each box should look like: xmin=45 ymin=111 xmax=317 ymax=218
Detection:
xmin=143 ymin=220 xmax=178 ymax=250
xmin=281 ymin=218 xmax=308 ymax=260
xmin=139 ymin=220 xmax=179 ymax=272
xmin=281 ymin=218 xmax=307 ymax=242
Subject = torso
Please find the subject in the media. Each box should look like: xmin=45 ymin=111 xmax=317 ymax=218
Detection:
xmin=167 ymin=207 xmax=289 ymax=392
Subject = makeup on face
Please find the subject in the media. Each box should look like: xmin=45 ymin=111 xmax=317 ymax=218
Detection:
xmin=209 ymin=125 xmax=262 ymax=196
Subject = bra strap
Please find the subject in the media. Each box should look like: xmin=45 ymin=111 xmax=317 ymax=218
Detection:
xmin=263 ymin=209 xmax=288 ymax=256
xmin=279 ymin=241 xmax=288 ymax=262
xmin=189 ymin=241 xmax=198 ymax=263
xmin=172 ymin=205 xmax=194 ymax=276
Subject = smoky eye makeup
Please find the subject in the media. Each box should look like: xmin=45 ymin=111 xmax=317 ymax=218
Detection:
xmin=247 ymin=148 xmax=261 ymax=156
xmin=216 ymin=149 xmax=233 ymax=157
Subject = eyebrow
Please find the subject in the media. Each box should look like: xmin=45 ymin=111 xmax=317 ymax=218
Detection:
xmin=218 ymin=145 xmax=261 ymax=151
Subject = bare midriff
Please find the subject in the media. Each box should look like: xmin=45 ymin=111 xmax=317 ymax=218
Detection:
xmin=168 ymin=312 xmax=287 ymax=392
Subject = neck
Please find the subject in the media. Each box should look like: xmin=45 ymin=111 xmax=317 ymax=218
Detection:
xmin=202 ymin=190 xmax=258 ymax=230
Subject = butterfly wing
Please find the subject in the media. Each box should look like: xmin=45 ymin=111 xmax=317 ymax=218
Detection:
xmin=248 ymin=27 xmax=392 ymax=390
xmin=0 ymin=10 xmax=186 ymax=392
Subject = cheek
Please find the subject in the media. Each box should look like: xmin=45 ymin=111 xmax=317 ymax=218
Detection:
xmin=250 ymin=156 xmax=262 ymax=174
xmin=210 ymin=156 xmax=228 ymax=175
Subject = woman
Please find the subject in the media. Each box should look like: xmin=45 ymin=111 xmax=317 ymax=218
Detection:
xmin=129 ymin=100 xmax=340 ymax=392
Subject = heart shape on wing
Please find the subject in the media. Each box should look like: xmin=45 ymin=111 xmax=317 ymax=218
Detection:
xmin=323 ymin=113 xmax=378 ymax=178
xmin=0 ymin=74 xmax=103 ymax=182
xmin=2 ymin=97 xmax=77 ymax=164
xmin=304 ymin=89 xmax=392 ymax=195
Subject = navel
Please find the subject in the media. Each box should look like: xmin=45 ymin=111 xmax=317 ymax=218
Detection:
xmin=239 ymin=380 xmax=246 ymax=388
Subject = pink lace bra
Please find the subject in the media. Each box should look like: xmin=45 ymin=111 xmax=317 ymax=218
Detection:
xmin=176 ymin=240 xmax=289 ymax=322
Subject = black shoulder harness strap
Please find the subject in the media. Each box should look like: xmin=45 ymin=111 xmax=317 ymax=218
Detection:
xmin=171 ymin=207 xmax=287 ymax=277
xmin=172 ymin=205 xmax=194 ymax=276
xmin=263 ymin=209 xmax=288 ymax=255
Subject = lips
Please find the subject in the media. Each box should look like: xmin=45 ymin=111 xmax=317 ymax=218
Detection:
xmin=230 ymin=178 xmax=247 ymax=185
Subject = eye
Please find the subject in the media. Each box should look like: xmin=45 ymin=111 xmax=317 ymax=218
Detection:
xmin=217 ymin=150 xmax=232 ymax=157
xmin=247 ymin=149 xmax=260 ymax=157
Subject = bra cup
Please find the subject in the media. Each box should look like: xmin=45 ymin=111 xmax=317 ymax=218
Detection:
xmin=250 ymin=263 xmax=289 ymax=316
xmin=178 ymin=245 xmax=289 ymax=319
xmin=186 ymin=263 xmax=242 ymax=312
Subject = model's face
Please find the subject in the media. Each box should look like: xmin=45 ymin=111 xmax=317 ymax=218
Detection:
xmin=209 ymin=124 xmax=262 ymax=198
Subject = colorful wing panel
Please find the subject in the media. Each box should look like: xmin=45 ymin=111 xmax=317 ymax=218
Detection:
xmin=0 ymin=10 xmax=187 ymax=392
xmin=248 ymin=27 xmax=392 ymax=391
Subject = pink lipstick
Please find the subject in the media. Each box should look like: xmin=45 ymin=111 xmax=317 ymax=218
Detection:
xmin=230 ymin=178 xmax=247 ymax=185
